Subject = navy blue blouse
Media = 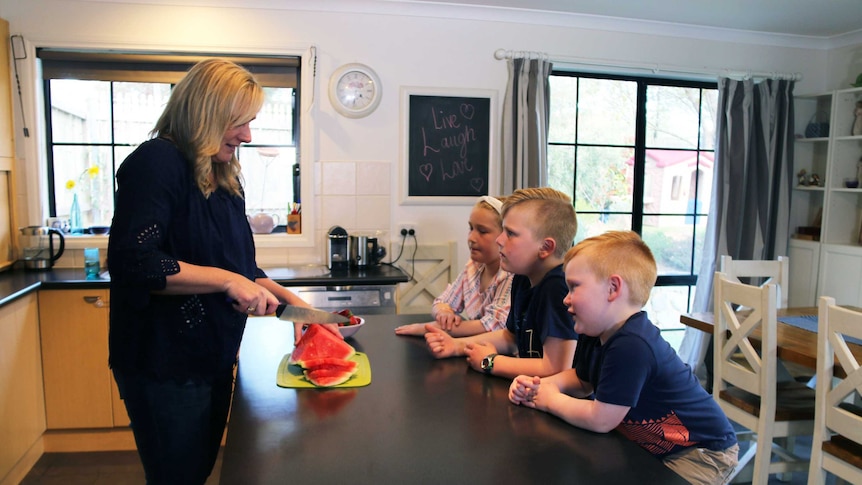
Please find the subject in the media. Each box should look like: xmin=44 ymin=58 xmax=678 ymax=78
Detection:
xmin=108 ymin=138 xmax=264 ymax=381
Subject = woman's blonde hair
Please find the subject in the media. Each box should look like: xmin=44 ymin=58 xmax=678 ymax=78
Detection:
xmin=501 ymin=187 xmax=577 ymax=258
xmin=152 ymin=58 xmax=264 ymax=197
xmin=564 ymin=230 xmax=657 ymax=307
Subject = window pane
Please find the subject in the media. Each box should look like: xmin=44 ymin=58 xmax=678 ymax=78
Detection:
xmin=645 ymin=285 xmax=690 ymax=331
xmin=575 ymin=146 xmax=633 ymax=213
xmin=252 ymin=87 xmax=295 ymax=145
xmin=641 ymin=216 xmax=697 ymax=276
xmin=53 ymin=145 xmax=114 ymax=227
xmin=239 ymin=145 xmax=297 ymax=222
xmin=576 ymin=78 xmax=636 ymax=146
xmin=574 ymin=213 xmax=632 ymax=243
xmin=548 ymin=144 xmax=574 ymax=201
xmin=645 ymin=85 xmax=702 ymax=149
xmin=700 ymin=90 xmax=718 ymax=150
xmin=644 ymin=149 xmax=714 ymax=215
xmin=113 ymin=82 xmax=171 ymax=144
xmin=50 ymin=79 xmax=112 ymax=143
xmin=548 ymin=76 xmax=577 ymax=143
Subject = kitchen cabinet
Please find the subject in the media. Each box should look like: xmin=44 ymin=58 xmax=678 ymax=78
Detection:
xmin=0 ymin=293 xmax=45 ymax=485
xmin=39 ymin=289 xmax=129 ymax=429
xmin=789 ymin=87 xmax=862 ymax=306
xmin=0 ymin=17 xmax=18 ymax=271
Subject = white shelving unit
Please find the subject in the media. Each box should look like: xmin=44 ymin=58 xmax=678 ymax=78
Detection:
xmin=789 ymin=86 xmax=862 ymax=306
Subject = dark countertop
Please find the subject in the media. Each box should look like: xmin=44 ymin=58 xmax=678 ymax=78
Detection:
xmin=220 ymin=314 xmax=688 ymax=485
xmin=0 ymin=264 xmax=408 ymax=308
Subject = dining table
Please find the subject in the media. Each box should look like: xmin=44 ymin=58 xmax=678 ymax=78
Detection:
xmin=219 ymin=313 xmax=688 ymax=485
xmin=680 ymin=306 xmax=862 ymax=371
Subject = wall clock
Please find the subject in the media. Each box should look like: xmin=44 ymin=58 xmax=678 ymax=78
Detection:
xmin=328 ymin=63 xmax=382 ymax=118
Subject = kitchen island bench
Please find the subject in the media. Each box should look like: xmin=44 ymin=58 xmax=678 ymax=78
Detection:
xmin=221 ymin=314 xmax=688 ymax=485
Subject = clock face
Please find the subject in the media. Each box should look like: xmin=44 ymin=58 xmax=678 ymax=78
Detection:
xmin=336 ymin=71 xmax=376 ymax=109
xmin=329 ymin=63 xmax=381 ymax=118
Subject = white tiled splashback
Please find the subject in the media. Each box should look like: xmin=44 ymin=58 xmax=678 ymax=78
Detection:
xmin=317 ymin=159 xmax=392 ymax=236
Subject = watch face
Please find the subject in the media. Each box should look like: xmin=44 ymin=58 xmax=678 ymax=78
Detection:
xmin=336 ymin=71 xmax=376 ymax=110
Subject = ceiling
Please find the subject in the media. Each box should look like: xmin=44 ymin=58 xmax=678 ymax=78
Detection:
xmin=394 ymin=0 xmax=862 ymax=39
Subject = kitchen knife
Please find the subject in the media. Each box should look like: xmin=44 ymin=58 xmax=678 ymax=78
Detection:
xmin=275 ymin=304 xmax=350 ymax=324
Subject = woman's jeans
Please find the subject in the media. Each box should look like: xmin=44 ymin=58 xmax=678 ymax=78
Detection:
xmin=113 ymin=369 xmax=233 ymax=485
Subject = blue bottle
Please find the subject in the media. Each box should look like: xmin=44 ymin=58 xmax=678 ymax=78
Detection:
xmin=70 ymin=192 xmax=83 ymax=234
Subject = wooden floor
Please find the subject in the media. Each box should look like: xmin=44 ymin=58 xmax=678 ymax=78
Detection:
xmin=19 ymin=448 xmax=222 ymax=485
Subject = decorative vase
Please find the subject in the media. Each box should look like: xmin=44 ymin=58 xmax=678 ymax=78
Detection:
xmin=70 ymin=192 xmax=83 ymax=234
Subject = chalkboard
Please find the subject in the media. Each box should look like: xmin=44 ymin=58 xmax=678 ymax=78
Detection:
xmin=401 ymin=88 xmax=496 ymax=204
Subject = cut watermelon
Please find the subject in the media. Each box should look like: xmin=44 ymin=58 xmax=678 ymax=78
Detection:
xmin=299 ymin=357 xmax=359 ymax=374
xmin=305 ymin=367 xmax=355 ymax=387
xmin=288 ymin=324 xmax=355 ymax=367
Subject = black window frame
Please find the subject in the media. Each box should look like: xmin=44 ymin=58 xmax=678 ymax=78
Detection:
xmin=549 ymin=70 xmax=717 ymax=313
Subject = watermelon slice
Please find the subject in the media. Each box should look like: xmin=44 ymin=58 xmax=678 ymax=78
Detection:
xmin=305 ymin=367 xmax=355 ymax=387
xmin=299 ymin=357 xmax=359 ymax=374
xmin=288 ymin=324 xmax=356 ymax=367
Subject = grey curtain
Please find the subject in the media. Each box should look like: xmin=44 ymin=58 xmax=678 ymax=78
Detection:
xmin=501 ymin=56 xmax=552 ymax=192
xmin=678 ymin=77 xmax=796 ymax=372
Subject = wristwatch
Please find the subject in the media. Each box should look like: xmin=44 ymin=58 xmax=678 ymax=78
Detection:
xmin=480 ymin=353 xmax=498 ymax=374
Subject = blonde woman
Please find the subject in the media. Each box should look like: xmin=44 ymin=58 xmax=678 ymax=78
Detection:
xmin=107 ymin=59 xmax=335 ymax=484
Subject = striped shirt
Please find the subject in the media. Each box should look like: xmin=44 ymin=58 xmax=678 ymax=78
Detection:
xmin=433 ymin=260 xmax=513 ymax=331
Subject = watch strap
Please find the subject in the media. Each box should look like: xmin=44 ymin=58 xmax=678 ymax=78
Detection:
xmin=482 ymin=353 xmax=498 ymax=374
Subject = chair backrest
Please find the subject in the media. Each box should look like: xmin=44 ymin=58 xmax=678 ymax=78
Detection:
xmin=816 ymin=296 xmax=862 ymax=447
xmin=713 ymin=271 xmax=779 ymax=410
xmin=719 ymin=255 xmax=789 ymax=308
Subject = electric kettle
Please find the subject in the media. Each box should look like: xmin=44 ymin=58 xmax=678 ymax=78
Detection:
xmin=19 ymin=226 xmax=66 ymax=270
xmin=349 ymin=235 xmax=387 ymax=268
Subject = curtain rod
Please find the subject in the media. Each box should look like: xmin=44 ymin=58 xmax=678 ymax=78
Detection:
xmin=493 ymin=48 xmax=802 ymax=81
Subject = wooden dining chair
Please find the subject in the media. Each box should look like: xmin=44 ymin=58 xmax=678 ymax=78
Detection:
xmin=712 ymin=272 xmax=815 ymax=484
xmin=719 ymin=255 xmax=790 ymax=309
xmin=808 ymin=296 xmax=862 ymax=485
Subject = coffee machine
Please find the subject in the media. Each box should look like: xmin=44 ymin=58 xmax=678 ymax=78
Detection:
xmin=327 ymin=226 xmax=349 ymax=270
xmin=19 ymin=226 xmax=65 ymax=270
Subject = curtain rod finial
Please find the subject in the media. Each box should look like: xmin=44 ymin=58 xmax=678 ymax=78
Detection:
xmin=494 ymin=49 xmax=508 ymax=60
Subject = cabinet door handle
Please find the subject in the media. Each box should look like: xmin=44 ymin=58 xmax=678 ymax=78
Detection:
xmin=83 ymin=296 xmax=105 ymax=308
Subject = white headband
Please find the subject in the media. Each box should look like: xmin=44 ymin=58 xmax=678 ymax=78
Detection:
xmin=480 ymin=196 xmax=503 ymax=214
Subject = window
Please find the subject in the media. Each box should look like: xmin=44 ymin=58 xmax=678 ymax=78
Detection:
xmin=39 ymin=50 xmax=300 ymax=233
xmin=547 ymin=72 xmax=717 ymax=342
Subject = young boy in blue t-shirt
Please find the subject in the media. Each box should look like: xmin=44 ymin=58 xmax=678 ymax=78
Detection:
xmin=509 ymin=231 xmax=738 ymax=484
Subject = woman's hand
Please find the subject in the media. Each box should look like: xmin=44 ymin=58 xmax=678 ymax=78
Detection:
xmin=224 ymin=276 xmax=280 ymax=316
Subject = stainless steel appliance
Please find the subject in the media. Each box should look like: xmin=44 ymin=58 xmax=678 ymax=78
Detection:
xmin=292 ymin=285 xmax=396 ymax=315
xmin=349 ymin=234 xmax=386 ymax=268
xmin=327 ymin=226 xmax=349 ymax=270
xmin=19 ymin=226 xmax=65 ymax=270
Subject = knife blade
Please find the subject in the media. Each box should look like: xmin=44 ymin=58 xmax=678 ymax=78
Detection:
xmin=275 ymin=304 xmax=350 ymax=324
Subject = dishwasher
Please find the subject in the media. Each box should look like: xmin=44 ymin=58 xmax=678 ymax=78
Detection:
xmin=291 ymin=285 xmax=397 ymax=315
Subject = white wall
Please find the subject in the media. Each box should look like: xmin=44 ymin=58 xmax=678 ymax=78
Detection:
xmin=0 ymin=0 xmax=856 ymax=269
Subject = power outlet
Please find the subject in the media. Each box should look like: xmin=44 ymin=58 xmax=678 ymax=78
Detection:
xmin=399 ymin=223 xmax=416 ymax=237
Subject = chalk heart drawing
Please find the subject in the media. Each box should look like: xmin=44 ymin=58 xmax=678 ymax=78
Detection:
xmin=460 ymin=104 xmax=475 ymax=120
xmin=420 ymin=163 xmax=434 ymax=182
xmin=470 ymin=178 xmax=484 ymax=192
